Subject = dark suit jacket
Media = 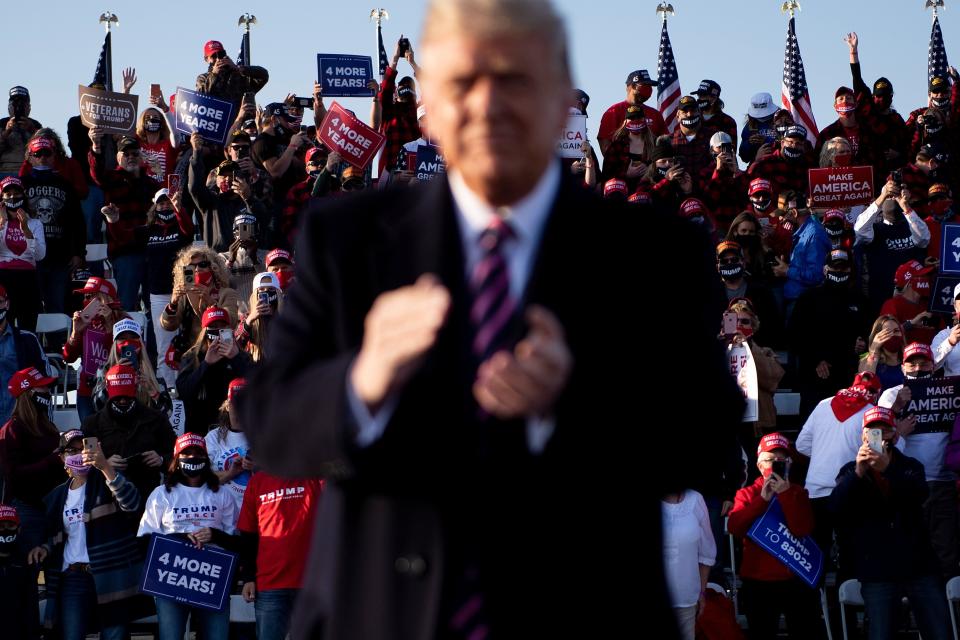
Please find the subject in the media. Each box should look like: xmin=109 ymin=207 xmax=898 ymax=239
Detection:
xmin=241 ymin=172 xmax=743 ymax=639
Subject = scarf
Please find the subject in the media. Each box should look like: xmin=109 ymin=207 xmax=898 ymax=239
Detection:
xmin=829 ymin=372 xmax=881 ymax=422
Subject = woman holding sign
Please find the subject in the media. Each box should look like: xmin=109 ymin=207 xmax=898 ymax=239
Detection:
xmin=138 ymin=432 xmax=236 ymax=640
xmin=728 ymin=432 xmax=820 ymax=639
xmin=29 ymin=429 xmax=150 ymax=640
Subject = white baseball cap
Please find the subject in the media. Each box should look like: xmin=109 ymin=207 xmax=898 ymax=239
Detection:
xmin=152 ymin=188 xmax=171 ymax=204
xmin=112 ymin=318 xmax=142 ymax=340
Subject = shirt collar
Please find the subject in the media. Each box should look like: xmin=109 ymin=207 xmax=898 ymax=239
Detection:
xmin=449 ymin=161 xmax=560 ymax=247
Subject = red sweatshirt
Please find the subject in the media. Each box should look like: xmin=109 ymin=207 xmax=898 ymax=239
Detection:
xmin=727 ymin=476 xmax=814 ymax=582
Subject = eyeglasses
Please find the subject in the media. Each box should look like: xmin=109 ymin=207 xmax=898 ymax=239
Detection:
xmin=31 ymin=150 xmax=53 ymax=159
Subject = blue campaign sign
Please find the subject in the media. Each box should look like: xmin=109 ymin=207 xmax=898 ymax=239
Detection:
xmin=939 ymin=223 xmax=960 ymax=274
xmin=317 ymin=54 xmax=375 ymax=97
xmin=174 ymin=88 xmax=235 ymax=146
xmin=931 ymin=275 xmax=960 ymax=314
xmin=746 ymin=496 xmax=824 ymax=588
xmin=415 ymin=144 xmax=445 ymax=182
xmin=140 ymin=534 xmax=237 ymax=611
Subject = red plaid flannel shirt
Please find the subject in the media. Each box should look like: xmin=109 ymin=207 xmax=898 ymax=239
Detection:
xmin=700 ymin=165 xmax=750 ymax=231
xmin=669 ymin=127 xmax=713 ymax=181
xmin=700 ymin=111 xmax=738 ymax=146
xmin=748 ymin=151 xmax=810 ymax=198
xmin=378 ymin=66 xmax=421 ymax=174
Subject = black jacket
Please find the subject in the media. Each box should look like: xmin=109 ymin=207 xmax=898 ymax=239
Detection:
xmin=241 ymin=174 xmax=743 ymax=639
xmin=81 ymin=404 xmax=176 ymax=500
xmin=189 ymin=154 xmax=268 ymax=253
xmin=830 ymin=448 xmax=940 ymax=582
xmin=176 ymin=349 xmax=251 ymax=435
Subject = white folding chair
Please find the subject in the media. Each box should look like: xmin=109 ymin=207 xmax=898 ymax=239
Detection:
xmin=838 ymin=579 xmax=863 ymax=640
xmin=85 ymin=243 xmax=112 ymax=278
xmin=35 ymin=313 xmax=73 ymax=405
xmin=947 ymin=575 xmax=960 ymax=640
xmin=52 ymin=408 xmax=80 ymax=432
xmin=230 ymin=594 xmax=256 ymax=623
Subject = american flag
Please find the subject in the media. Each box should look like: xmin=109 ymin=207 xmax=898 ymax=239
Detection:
xmin=236 ymin=33 xmax=249 ymax=67
xmin=91 ymin=32 xmax=111 ymax=90
xmin=929 ymin=15 xmax=949 ymax=82
xmin=781 ymin=17 xmax=818 ymax=145
xmin=656 ymin=20 xmax=681 ymax=135
xmin=377 ymin=23 xmax=389 ymax=79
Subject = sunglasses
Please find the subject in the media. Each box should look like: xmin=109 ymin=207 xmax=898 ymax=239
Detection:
xmin=192 ymin=260 xmax=211 ymax=269
xmin=229 ymin=144 xmax=249 ymax=151
xmin=342 ymin=180 xmax=365 ymax=191
xmin=31 ymin=149 xmax=53 ymax=159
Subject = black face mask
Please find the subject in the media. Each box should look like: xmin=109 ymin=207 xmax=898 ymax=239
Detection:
xmin=697 ymin=99 xmax=710 ymax=111
xmin=32 ymin=392 xmax=51 ymax=413
xmin=180 ymin=459 xmax=207 ymax=477
xmin=932 ymin=96 xmax=950 ymax=110
xmin=108 ymin=398 xmax=137 ymax=419
xmin=782 ymin=145 xmax=803 ymax=160
xmin=824 ymin=224 xmax=844 ymax=238
xmin=718 ymin=263 xmax=744 ymax=282
xmin=145 ymin=121 xmax=162 ymax=133
xmin=656 ymin=165 xmax=669 ymax=178
xmin=825 ymin=270 xmax=850 ymax=286
xmin=397 ymin=86 xmax=415 ymax=100
xmin=156 ymin=209 xmax=176 ymax=223
xmin=751 ymin=197 xmax=771 ymax=213
xmin=0 ymin=531 xmax=17 ymax=556
xmin=3 ymin=198 xmax=23 ymax=210
xmin=925 ymin=123 xmax=944 ymax=136
xmin=909 ymin=369 xmax=933 ymax=379
xmin=680 ymin=114 xmax=701 ymax=128
xmin=0 ymin=308 xmax=8 ymax=324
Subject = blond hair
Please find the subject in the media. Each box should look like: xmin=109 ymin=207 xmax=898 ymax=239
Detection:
xmin=171 ymin=245 xmax=231 ymax=292
xmin=421 ymin=0 xmax=570 ymax=79
xmin=135 ymin=107 xmax=171 ymax=141
xmin=243 ymin=287 xmax=284 ymax=363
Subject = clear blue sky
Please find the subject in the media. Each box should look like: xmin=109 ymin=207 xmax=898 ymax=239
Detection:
xmin=9 ymin=0 xmax=955 ymax=152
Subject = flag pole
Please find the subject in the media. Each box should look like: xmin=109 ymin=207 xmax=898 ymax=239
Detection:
xmin=371 ymin=8 xmax=389 ymax=81
xmin=238 ymin=13 xmax=257 ymax=64
xmin=98 ymin=11 xmax=118 ymax=92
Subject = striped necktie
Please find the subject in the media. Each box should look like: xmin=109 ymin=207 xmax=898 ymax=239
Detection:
xmin=470 ymin=215 xmax=515 ymax=360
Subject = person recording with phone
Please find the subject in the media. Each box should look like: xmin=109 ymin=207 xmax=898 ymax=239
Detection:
xmin=29 ymin=430 xmax=151 ymax=640
xmin=875 ymin=342 xmax=959 ymax=582
xmin=177 ymin=306 xmax=251 ymax=434
xmin=647 ymin=138 xmax=694 ymax=212
xmin=210 ymin=131 xmax=274 ymax=228
xmin=235 ymin=272 xmax=283 ymax=363
xmin=830 ymin=406 xmax=952 ymax=640
xmin=281 ymin=146 xmax=343 ymax=245
xmin=703 ymin=132 xmax=750 ymax=233
xmin=64 ymin=277 xmax=130 ymax=420
xmin=219 ymin=213 xmax=263 ymax=301
xmin=728 ymin=432 xmax=820 ymax=639
xmin=81 ymin=364 xmax=175 ymax=502
xmin=251 ymin=103 xmax=309 ymax=214
xmin=94 ymin=319 xmax=170 ymax=414
xmin=189 ymin=134 xmax=268 ymax=253
xmin=377 ymin=36 xmax=421 ymax=175
xmin=931 ymin=282 xmax=960 ymax=376
xmin=879 ymin=259 xmax=940 ymax=345
xmin=206 ymin=378 xmax=253 ymax=523
xmin=0 ymin=86 xmax=41 ymax=176
xmin=195 ymin=39 xmax=268 ymax=114
xmin=854 ymin=179 xmax=930 ymax=315
xmin=162 ymin=246 xmax=239 ymax=360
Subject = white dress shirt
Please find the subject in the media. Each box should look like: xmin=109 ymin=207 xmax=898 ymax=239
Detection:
xmin=853 ymin=202 xmax=930 ymax=247
xmin=349 ymin=162 xmax=562 ymax=453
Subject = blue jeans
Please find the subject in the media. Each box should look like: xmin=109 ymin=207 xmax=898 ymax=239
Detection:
xmin=154 ymin=596 xmax=229 ymax=640
xmin=112 ymin=253 xmax=146 ymax=313
xmin=58 ymin=570 xmax=128 ymax=640
xmin=861 ymin=575 xmax=951 ymax=640
xmin=255 ymin=588 xmax=299 ymax=640
xmin=81 ymin=184 xmax=105 ymax=244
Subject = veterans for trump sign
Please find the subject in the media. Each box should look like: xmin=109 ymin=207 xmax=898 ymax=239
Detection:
xmin=808 ymin=166 xmax=874 ymax=207
xmin=317 ymin=102 xmax=385 ymax=170
xmin=317 ymin=54 xmax=375 ymax=97
xmin=77 ymin=85 xmax=138 ymax=134
xmin=903 ymin=376 xmax=960 ymax=434
xmin=174 ymin=88 xmax=235 ymax=146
